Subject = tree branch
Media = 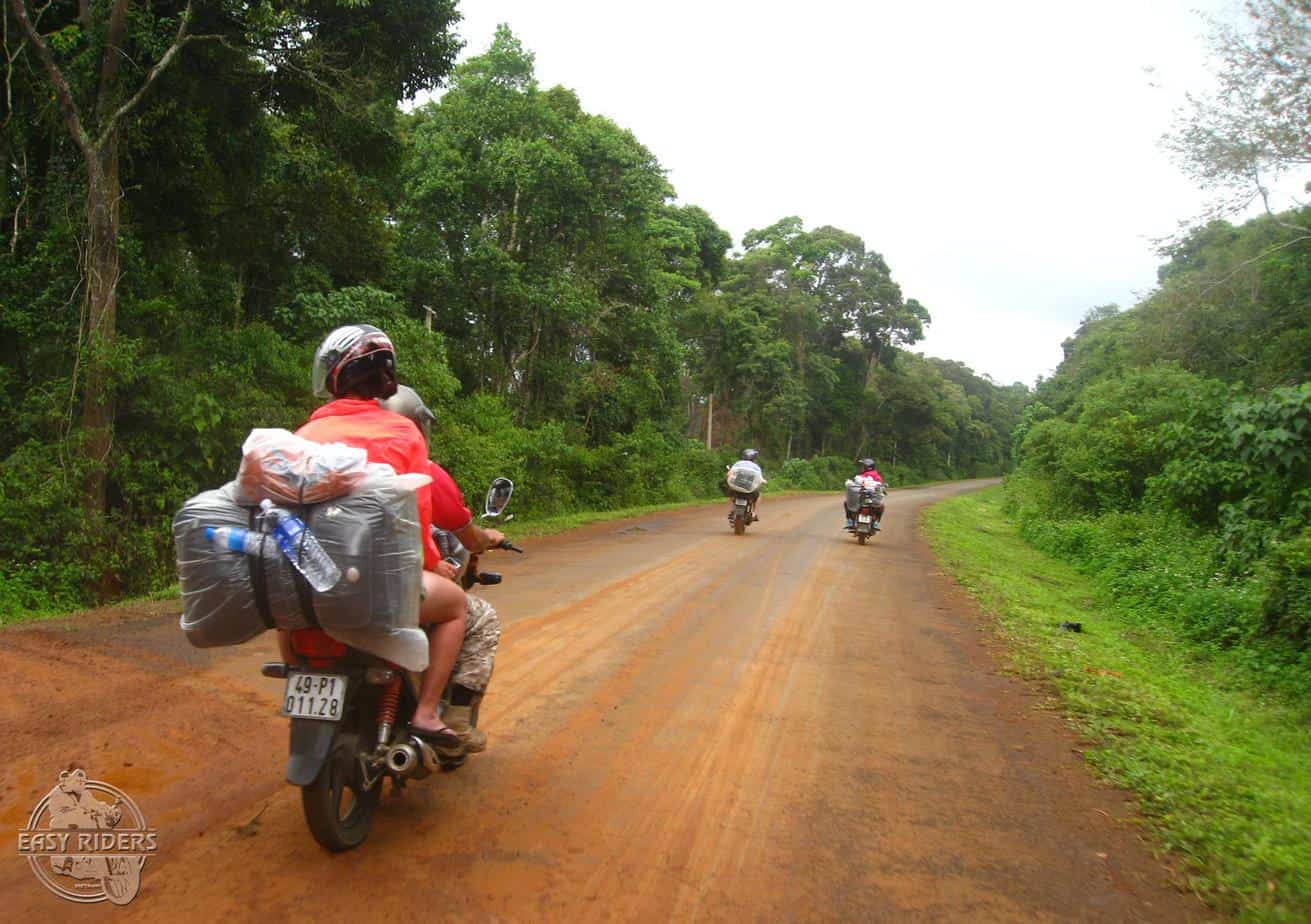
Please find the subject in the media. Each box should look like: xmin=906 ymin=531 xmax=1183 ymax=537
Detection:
xmin=95 ymin=2 xmax=220 ymax=147
xmin=96 ymin=0 xmax=129 ymax=123
xmin=1199 ymin=232 xmax=1311 ymax=297
xmin=10 ymin=149 xmax=26 ymax=253
xmin=7 ymin=0 xmax=94 ymax=161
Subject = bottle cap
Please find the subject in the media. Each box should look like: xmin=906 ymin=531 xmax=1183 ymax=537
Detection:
xmin=204 ymin=527 xmax=217 ymax=541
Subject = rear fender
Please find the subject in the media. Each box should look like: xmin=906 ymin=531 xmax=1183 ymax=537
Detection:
xmin=286 ymin=719 xmax=338 ymax=786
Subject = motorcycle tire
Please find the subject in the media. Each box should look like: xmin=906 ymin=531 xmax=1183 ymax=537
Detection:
xmin=858 ymin=533 xmax=867 ymax=545
xmin=733 ymin=512 xmax=745 ymax=536
xmin=102 ymin=857 xmax=140 ymax=905
xmin=301 ymin=731 xmax=380 ymax=852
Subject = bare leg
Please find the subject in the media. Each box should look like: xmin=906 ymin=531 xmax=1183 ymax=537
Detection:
xmin=411 ymin=571 xmax=466 ymax=733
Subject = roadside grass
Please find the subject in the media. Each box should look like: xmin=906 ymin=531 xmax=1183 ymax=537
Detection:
xmin=922 ymin=486 xmax=1311 ymax=923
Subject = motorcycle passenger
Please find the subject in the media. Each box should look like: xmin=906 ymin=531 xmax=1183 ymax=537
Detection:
xmin=845 ymin=457 xmax=886 ymax=531
xmin=380 ymin=384 xmax=504 ymax=753
xmin=726 ymin=449 xmax=766 ymax=523
xmin=286 ymin=324 xmax=467 ymax=755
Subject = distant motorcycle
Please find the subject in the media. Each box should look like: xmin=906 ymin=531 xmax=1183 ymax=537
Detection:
xmin=725 ymin=462 xmax=763 ymax=535
xmin=846 ymin=479 xmax=886 ymax=545
xmin=262 ymin=477 xmax=521 ymax=851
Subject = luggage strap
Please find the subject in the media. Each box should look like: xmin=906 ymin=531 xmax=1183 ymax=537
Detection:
xmin=246 ymin=507 xmax=276 ymax=630
xmin=245 ymin=500 xmax=322 ymax=631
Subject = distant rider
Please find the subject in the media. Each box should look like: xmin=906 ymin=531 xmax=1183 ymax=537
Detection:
xmin=380 ymin=385 xmax=504 ymax=754
xmin=845 ymin=458 xmax=886 ymax=531
xmin=726 ymin=448 xmax=767 ymax=523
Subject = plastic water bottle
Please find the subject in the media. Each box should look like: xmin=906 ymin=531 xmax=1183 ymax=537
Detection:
xmin=205 ymin=526 xmax=281 ymax=561
xmin=259 ymin=499 xmax=342 ymax=592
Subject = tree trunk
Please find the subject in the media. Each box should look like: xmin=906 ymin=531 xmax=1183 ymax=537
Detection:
xmin=80 ymin=140 xmax=121 ymax=517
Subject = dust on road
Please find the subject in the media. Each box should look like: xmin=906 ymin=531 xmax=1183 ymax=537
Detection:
xmin=0 ymin=483 xmax=1210 ymax=921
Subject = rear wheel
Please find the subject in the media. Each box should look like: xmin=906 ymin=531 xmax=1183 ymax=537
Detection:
xmin=857 ymin=533 xmax=867 ymax=545
xmin=734 ymin=512 xmax=746 ymax=535
xmin=301 ymin=732 xmax=380 ymax=851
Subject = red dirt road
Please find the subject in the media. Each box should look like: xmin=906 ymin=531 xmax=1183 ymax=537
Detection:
xmin=0 ymin=483 xmax=1211 ymax=921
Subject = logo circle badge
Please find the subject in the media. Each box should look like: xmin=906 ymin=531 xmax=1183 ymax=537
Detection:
xmin=17 ymin=769 xmax=159 ymax=906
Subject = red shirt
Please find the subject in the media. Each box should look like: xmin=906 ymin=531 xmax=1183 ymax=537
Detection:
xmin=424 ymin=460 xmax=472 ymax=531
xmin=297 ymin=398 xmax=441 ymax=569
xmin=860 ymin=468 xmax=883 ymax=483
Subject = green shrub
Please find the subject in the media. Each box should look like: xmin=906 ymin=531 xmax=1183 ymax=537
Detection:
xmin=1260 ymin=527 xmax=1311 ymax=648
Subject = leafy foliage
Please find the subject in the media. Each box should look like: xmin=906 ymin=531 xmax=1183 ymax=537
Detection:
xmin=1013 ymin=198 xmax=1311 ymax=661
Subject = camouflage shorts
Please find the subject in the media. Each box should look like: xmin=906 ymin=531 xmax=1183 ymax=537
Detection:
xmin=451 ymin=594 xmax=501 ymax=692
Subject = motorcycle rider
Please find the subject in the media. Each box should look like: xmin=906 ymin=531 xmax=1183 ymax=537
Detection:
xmin=726 ymin=449 xmax=766 ymax=523
xmin=286 ymin=324 xmax=467 ymax=755
xmin=845 ymin=457 xmax=886 ymax=531
xmin=380 ymin=384 xmax=504 ymax=753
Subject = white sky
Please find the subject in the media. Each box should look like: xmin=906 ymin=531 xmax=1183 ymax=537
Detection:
xmin=445 ymin=0 xmax=1255 ymax=386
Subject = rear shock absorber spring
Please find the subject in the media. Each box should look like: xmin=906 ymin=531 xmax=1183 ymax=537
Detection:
xmin=376 ymin=675 xmax=402 ymax=748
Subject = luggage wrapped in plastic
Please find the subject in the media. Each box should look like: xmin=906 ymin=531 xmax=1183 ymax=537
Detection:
xmin=845 ymin=479 xmax=886 ymax=512
xmin=173 ymin=470 xmax=431 ymax=669
xmin=726 ymin=461 xmax=764 ymax=494
xmin=844 ymin=479 xmax=861 ymax=513
xmin=236 ymin=428 xmax=371 ymax=506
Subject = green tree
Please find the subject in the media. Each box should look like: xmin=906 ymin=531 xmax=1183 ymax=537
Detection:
xmin=5 ymin=0 xmax=459 ymax=516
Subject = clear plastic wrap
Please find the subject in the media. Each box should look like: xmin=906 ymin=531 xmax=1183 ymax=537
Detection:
xmin=174 ymin=470 xmax=431 ymax=668
xmin=845 ymin=478 xmax=886 ymax=513
xmin=236 ymin=428 xmax=371 ymax=506
xmin=726 ymin=461 xmax=764 ymax=494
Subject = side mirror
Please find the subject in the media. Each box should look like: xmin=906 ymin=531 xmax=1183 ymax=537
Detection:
xmin=483 ymin=477 xmax=514 ymax=518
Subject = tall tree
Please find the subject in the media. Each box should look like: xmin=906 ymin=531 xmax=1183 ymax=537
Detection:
xmin=6 ymin=0 xmax=460 ymax=515
xmin=1167 ymin=0 xmax=1311 ymax=220
xmin=399 ymin=25 xmax=725 ymax=439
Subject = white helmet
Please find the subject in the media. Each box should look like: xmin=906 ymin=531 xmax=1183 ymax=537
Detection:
xmin=312 ymin=324 xmax=396 ymax=399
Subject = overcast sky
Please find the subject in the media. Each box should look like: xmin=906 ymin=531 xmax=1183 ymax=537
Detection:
xmin=443 ymin=0 xmax=1249 ymax=386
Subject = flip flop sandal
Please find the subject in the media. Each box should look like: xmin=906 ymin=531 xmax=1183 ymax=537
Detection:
xmin=410 ymin=725 xmax=464 ymax=757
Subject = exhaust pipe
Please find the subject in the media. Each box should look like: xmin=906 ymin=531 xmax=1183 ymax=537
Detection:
xmin=413 ymin=736 xmax=444 ymax=773
xmin=385 ymin=742 xmax=420 ymax=775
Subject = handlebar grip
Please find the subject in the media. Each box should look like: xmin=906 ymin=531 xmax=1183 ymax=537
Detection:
xmin=498 ymin=539 xmax=524 ymax=553
xmin=477 ymin=572 xmax=502 ymax=585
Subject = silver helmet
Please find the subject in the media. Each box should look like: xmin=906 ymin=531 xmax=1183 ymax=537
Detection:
xmin=379 ymin=384 xmax=436 ymax=441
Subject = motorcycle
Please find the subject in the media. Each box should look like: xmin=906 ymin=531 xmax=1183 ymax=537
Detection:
xmin=850 ymin=482 xmax=886 ymax=545
xmin=725 ymin=463 xmax=763 ymax=535
xmin=48 ymin=783 xmax=139 ymax=905
xmin=260 ymin=476 xmax=522 ymax=851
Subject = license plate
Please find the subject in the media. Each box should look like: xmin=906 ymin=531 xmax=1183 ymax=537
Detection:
xmin=857 ymin=515 xmax=873 ymax=524
xmin=281 ymin=672 xmax=346 ymax=722
xmin=735 ymin=498 xmax=749 ymax=506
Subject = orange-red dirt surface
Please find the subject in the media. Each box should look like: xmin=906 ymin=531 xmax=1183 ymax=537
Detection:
xmin=1 ymin=483 xmax=1212 ymax=921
